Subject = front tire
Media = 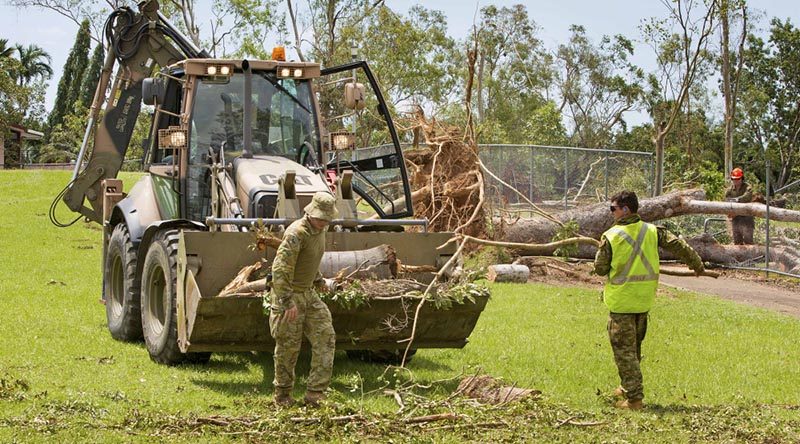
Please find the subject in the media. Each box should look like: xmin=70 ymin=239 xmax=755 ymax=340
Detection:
xmin=104 ymin=224 xmax=142 ymax=341
xmin=141 ymin=229 xmax=210 ymax=365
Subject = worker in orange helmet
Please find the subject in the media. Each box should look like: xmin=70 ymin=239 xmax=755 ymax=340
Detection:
xmin=725 ymin=167 xmax=754 ymax=245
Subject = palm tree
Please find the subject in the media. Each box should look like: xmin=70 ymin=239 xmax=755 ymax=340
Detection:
xmin=15 ymin=44 xmax=53 ymax=86
xmin=0 ymin=38 xmax=15 ymax=59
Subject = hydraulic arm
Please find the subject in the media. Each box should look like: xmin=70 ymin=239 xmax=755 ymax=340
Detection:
xmin=57 ymin=0 xmax=208 ymax=225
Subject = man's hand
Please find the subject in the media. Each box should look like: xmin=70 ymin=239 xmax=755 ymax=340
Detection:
xmin=282 ymin=305 xmax=298 ymax=323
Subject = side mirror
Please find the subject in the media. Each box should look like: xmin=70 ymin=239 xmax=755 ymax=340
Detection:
xmin=142 ymin=77 xmax=167 ymax=106
xmin=344 ymin=82 xmax=365 ymax=110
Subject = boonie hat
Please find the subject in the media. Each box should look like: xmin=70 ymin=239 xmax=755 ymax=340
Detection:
xmin=730 ymin=167 xmax=743 ymax=179
xmin=304 ymin=192 xmax=339 ymax=222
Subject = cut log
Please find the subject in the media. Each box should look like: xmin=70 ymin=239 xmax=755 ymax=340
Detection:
xmin=486 ymin=264 xmax=530 ymax=283
xmin=319 ymin=244 xmax=398 ymax=280
xmin=219 ymin=244 xmax=400 ymax=296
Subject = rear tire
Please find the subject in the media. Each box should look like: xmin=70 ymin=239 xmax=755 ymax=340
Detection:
xmin=141 ymin=229 xmax=210 ymax=365
xmin=104 ymin=224 xmax=143 ymax=341
xmin=346 ymin=349 xmax=416 ymax=365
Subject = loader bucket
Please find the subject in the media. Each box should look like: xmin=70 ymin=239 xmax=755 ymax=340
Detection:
xmin=176 ymin=231 xmax=489 ymax=353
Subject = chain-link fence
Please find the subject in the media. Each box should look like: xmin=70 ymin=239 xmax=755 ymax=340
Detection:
xmin=477 ymin=145 xmax=654 ymax=213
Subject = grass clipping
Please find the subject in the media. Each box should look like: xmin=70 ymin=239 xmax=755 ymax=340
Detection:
xmin=403 ymin=113 xmax=487 ymax=238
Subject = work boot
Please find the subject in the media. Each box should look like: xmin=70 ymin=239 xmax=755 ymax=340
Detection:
xmin=615 ymin=398 xmax=644 ymax=410
xmin=303 ymin=390 xmax=326 ymax=408
xmin=612 ymin=386 xmax=625 ymax=399
xmin=273 ymin=389 xmax=295 ymax=408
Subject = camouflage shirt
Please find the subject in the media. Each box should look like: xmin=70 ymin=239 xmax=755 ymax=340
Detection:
xmin=725 ymin=182 xmax=753 ymax=203
xmin=593 ymin=214 xmax=704 ymax=276
xmin=270 ymin=215 xmax=326 ymax=311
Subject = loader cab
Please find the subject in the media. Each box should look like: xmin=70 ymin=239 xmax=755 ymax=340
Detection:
xmin=143 ymin=59 xmax=414 ymax=224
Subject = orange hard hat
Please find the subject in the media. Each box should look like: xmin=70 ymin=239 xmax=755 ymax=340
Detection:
xmin=730 ymin=167 xmax=743 ymax=179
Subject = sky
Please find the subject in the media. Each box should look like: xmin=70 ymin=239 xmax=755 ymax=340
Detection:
xmin=1 ymin=0 xmax=798 ymax=120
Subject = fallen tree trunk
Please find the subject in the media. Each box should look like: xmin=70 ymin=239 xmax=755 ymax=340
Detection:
xmin=501 ymin=188 xmax=800 ymax=244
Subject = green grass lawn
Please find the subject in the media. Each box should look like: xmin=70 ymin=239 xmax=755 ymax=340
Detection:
xmin=1 ymin=170 xmax=799 ymax=442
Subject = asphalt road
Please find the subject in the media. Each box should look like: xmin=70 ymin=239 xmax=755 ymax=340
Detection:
xmin=660 ymin=273 xmax=800 ymax=319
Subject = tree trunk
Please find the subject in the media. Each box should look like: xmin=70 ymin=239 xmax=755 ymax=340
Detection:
xmin=498 ymin=188 xmax=800 ymax=271
xmin=721 ymin=0 xmax=734 ymax=179
xmin=501 ymin=188 xmax=800 ymax=244
xmin=653 ymin=125 xmax=666 ymax=196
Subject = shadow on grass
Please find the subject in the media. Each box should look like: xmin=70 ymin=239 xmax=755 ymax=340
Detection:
xmin=189 ymin=350 xmax=459 ymax=400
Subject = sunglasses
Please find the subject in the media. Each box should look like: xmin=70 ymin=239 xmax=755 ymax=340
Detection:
xmin=610 ymin=205 xmax=625 ymax=212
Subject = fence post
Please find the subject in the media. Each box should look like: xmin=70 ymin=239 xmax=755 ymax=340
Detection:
xmin=650 ymin=153 xmax=656 ymax=197
xmin=564 ymin=150 xmax=568 ymax=210
xmin=765 ymin=158 xmax=771 ymax=279
xmin=529 ymin=146 xmax=534 ymax=202
xmin=604 ymin=149 xmax=609 ymax=200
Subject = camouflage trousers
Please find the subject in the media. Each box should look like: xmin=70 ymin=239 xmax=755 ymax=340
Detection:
xmin=729 ymin=216 xmax=754 ymax=245
xmin=269 ymin=290 xmax=336 ymax=392
xmin=607 ymin=312 xmax=648 ymax=401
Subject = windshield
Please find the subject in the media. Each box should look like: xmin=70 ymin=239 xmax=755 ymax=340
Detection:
xmin=189 ymin=72 xmax=318 ymax=163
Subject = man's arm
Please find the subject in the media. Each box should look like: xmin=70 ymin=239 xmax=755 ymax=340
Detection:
xmin=739 ymin=184 xmax=754 ymax=203
xmin=657 ymin=227 xmax=704 ymax=274
xmin=271 ymin=234 xmax=302 ymax=311
xmin=593 ymin=235 xmax=612 ymax=276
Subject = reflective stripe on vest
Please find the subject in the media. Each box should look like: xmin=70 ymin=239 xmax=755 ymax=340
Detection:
xmin=607 ymin=224 xmax=659 ymax=284
xmin=602 ymin=221 xmax=660 ymax=313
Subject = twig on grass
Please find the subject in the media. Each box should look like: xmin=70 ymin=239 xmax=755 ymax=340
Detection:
xmin=403 ymin=412 xmax=460 ymax=424
xmin=555 ymin=416 xmax=607 ymax=428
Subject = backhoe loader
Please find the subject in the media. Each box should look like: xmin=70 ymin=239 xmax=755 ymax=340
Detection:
xmin=54 ymin=0 xmax=488 ymax=365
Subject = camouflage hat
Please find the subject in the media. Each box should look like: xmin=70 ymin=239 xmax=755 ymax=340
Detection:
xmin=304 ymin=192 xmax=339 ymax=222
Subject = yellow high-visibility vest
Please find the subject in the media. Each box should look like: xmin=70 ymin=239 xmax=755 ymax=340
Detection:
xmin=603 ymin=221 xmax=660 ymax=313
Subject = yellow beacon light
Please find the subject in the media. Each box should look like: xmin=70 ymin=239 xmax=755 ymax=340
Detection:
xmin=271 ymin=46 xmax=286 ymax=61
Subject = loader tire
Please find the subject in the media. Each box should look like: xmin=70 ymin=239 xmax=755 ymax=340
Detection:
xmin=346 ymin=349 xmax=416 ymax=365
xmin=104 ymin=224 xmax=143 ymax=341
xmin=141 ymin=229 xmax=210 ymax=365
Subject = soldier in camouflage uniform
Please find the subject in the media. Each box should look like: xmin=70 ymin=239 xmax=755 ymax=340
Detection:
xmin=594 ymin=191 xmax=704 ymax=410
xmin=725 ymin=168 xmax=754 ymax=245
xmin=266 ymin=192 xmax=338 ymax=408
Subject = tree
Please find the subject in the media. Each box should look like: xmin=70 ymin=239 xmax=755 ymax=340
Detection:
xmin=737 ymin=18 xmax=800 ymax=191
xmin=0 ymin=39 xmax=16 ymax=59
xmin=556 ymin=25 xmax=645 ymax=148
xmin=0 ymin=57 xmax=28 ymax=132
xmin=79 ymin=43 xmax=104 ymax=107
xmin=470 ymin=5 xmax=562 ymax=144
xmin=718 ymin=0 xmax=749 ymax=180
xmin=14 ymin=44 xmax=53 ymax=86
xmin=641 ymin=0 xmax=717 ymax=195
xmin=358 ymin=5 xmax=458 ymax=109
xmin=47 ymin=19 xmax=91 ymax=135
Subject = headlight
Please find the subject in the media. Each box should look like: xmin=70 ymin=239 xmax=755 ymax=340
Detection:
xmin=330 ymin=132 xmax=355 ymax=151
xmin=170 ymin=131 xmax=186 ymax=147
xmin=158 ymin=126 xmax=188 ymax=149
xmin=280 ymin=67 xmax=291 ymax=78
xmin=220 ymin=65 xmax=230 ymax=75
xmin=293 ymin=68 xmax=303 ymax=78
xmin=206 ymin=65 xmax=218 ymax=75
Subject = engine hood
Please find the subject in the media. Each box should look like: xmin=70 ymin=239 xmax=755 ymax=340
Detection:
xmin=233 ymin=155 xmax=329 ymax=217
